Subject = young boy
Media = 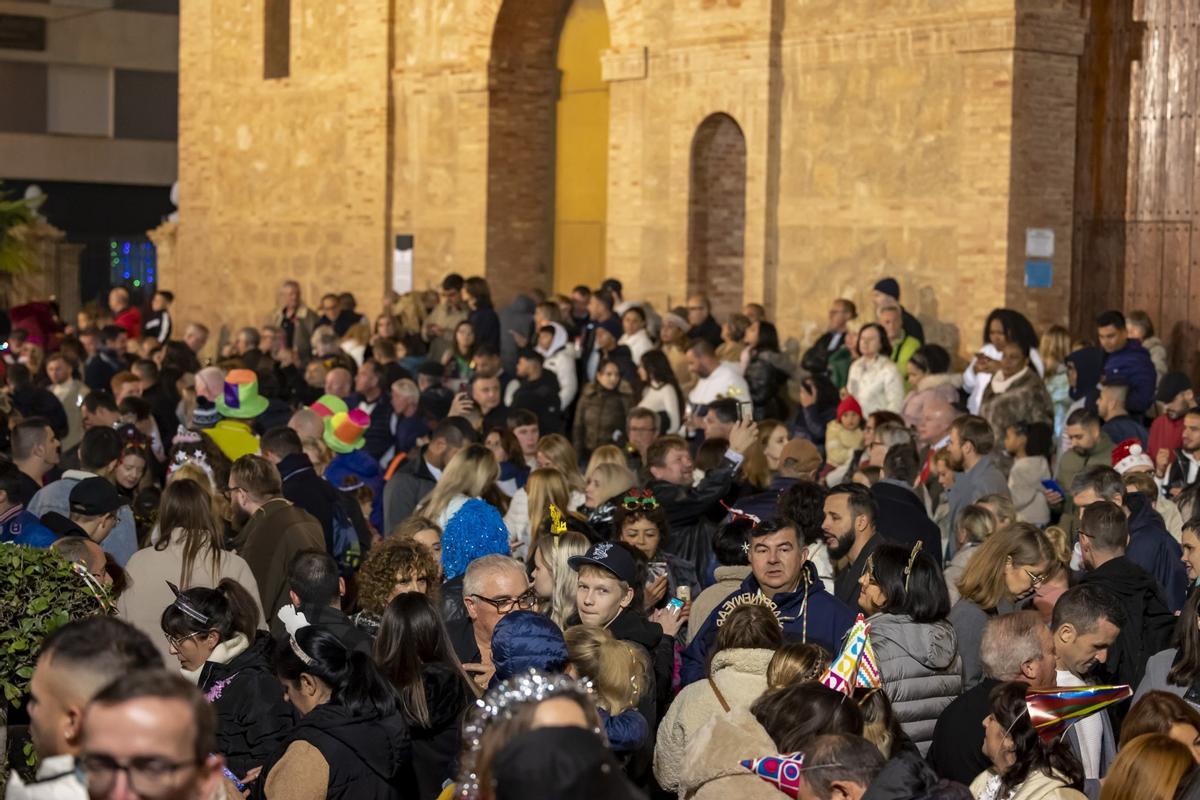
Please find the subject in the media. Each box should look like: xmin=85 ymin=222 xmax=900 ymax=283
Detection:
xmin=142 ymin=290 xmax=174 ymax=344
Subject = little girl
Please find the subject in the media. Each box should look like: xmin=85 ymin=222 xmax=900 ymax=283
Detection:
xmin=1004 ymin=421 xmax=1052 ymax=525
xmin=564 ymin=625 xmax=651 ymax=757
xmin=825 ymin=395 xmax=865 ymax=468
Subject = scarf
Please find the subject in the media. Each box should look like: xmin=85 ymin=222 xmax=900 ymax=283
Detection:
xmin=989 ymin=365 xmax=1029 ymax=394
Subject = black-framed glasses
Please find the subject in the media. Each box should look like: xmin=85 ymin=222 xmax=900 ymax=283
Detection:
xmin=470 ymin=589 xmax=537 ymax=615
xmin=76 ymin=752 xmax=200 ymax=797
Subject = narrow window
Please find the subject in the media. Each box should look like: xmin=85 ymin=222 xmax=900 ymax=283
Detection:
xmin=264 ymin=0 xmax=290 ymax=80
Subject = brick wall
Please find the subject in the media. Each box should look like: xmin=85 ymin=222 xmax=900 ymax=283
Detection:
xmin=167 ymin=0 xmax=1089 ymax=363
xmin=687 ymin=112 xmax=746 ymax=321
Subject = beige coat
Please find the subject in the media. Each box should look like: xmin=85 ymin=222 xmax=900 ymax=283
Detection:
xmin=117 ymin=528 xmax=264 ymax=664
xmin=677 ymin=708 xmax=789 ymax=800
xmin=969 ymin=769 xmax=1087 ymax=800
xmin=655 ymin=648 xmax=773 ymax=794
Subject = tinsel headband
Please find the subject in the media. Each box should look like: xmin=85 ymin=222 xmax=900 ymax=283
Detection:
xmin=165 ymin=581 xmax=210 ymax=626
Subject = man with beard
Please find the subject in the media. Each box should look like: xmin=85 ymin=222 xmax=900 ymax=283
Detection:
xmin=685 ymin=339 xmax=750 ymax=423
xmin=228 ymin=454 xmax=324 ymax=632
xmin=822 ymin=483 xmax=887 ymax=607
xmin=1161 ymin=406 xmax=1200 ymax=497
xmin=1148 ymin=372 xmax=1193 ymax=467
xmin=944 ymin=414 xmax=1009 ymax=552
xmin=1046 ymin=408 xmax=1114 ymax=538
xmin=1050 ymin=584 xmax=1126 ymax=794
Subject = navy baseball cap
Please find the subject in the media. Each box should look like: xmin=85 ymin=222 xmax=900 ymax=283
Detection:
xmin=568 ymin=542 xmax=637 ymax=584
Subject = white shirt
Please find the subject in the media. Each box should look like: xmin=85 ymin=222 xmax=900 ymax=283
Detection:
xmin=638 ymin=383 xmax=682 ymax=433
xmin=1056 ymin=669 xmax=1102 ymax=779
xmin=688 ymin=362 xmax=750 ymax=409
xmin=964 ymin=345 xmax=1046 ymax=415
xmin=618 ymin=329 xmax=654 ymax=365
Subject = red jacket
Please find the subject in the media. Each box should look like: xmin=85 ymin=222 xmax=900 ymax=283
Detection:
xmin=1148 ymin=414 xmax=1184 ymax=465
xmin=114 ymin=307 xmax=142 ymax=338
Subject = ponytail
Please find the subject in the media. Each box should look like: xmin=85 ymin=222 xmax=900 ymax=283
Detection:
xmin=275 ymin=627 xmax=398 ymax=718
xmin=162 ymin=579 xmax=261 ymax=643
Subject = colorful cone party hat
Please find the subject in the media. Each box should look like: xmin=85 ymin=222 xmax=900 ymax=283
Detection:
xmin=739 ymin=753 xmax=805 ymax=798
xmin=820 ymin=614 xmax=881 ymax=695
xmin=1025 ymin=685 xmax=1132 ymax=742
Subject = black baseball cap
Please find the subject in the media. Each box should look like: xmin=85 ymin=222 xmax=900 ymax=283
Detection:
xmin=1158 ymin=371 xmax=1193 ymax=403
xmin=69 ymin=478 xmax=127 ymax=516
xmin=568 ymin=542 xmax=637 ymax=584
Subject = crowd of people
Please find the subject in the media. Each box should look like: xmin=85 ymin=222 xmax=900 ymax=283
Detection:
xmin=3 ymin=273 xmax=1200 ymax=800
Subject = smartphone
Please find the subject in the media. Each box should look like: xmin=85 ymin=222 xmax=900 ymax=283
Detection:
xmin=1041 ymin=478 xmax=1065 ymax=495
xmin=667 ymin=597 xmax=685 ymax=616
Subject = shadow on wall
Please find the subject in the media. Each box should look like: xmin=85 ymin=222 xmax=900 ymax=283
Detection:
xmin=914 ymin=285 xmax=961 ymax=369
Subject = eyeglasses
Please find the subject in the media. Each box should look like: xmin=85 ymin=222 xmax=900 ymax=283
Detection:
xmin=1024 ymin=568 xmax=1046 ymax=588
xmin=76 ymin=752 xmax=200 ymax=798
xmin=470 ymin=589 xmax=537 ymax=615
xmin=164 ymin=631 xmax=207 ymax=650
xmin=222 ymin=485 xmax=244 ymax=501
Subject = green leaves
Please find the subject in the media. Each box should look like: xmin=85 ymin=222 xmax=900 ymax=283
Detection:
xmin=0 ymin=546 xmax=114 ymax=711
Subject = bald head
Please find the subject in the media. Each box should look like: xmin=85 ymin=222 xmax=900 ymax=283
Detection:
xmin=288 ymin=407 xmax=324 ymax=441
xmin=918 ymin=398 xmax=957 ymax=445
xmin=325 ymin=367 xmax=352 ymax=399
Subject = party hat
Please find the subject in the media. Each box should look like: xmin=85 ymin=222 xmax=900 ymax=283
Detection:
xmin=1025 ymin=685 xmax=1132 ymax=742
xmin=739 ymin=753 xmax=805 ymax=798
xmin=820 ymin=614 xmax=870 ymax=696
xmin=856 ymin=632 xmax=882 ymax=690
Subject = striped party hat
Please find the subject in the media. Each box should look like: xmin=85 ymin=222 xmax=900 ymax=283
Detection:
xmin=1025 ymin=685 xmax=1132 ymax=742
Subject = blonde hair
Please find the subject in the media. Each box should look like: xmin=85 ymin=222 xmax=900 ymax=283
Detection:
xmin=526 ymin=468 xmax=572 ymax=554
xmin=302 ymin=435 xmax=331 ymax=475
xmin=977 ymin=494 xmax=1016 ymax=529
xmin=341 ymin=321 xmax=371 ymax=347
xmin=740 ymin=443 xmax=771 ymax=490
xmin=1040 ymin=325 xmax=1072 ymax=374
xmin=536 ymin=434 xmax=586 ymax=494
xmin=391 ymin=515 xmax=442 ymax=542
xmin=416 ymin=444 xmax=499 ymax=521
xmin=585 ymin=462 xmax=636 ymax=509
xmin=957 ymin=504 xmax=997 ymax=546
xmin=767 ymin=642 xmax=831 ymax=689
xmin=585 ymin=445 xmax=626 ymax=475
xmin=1100 ymin=734 xmax=1194 ymax=800
xmin=564 ymin=626 xmax=647 ymax=714
xmin=957 ymin=523 xmax=1054 ymax=609
xmin=533 ymin=531 xmax=589 ymax=628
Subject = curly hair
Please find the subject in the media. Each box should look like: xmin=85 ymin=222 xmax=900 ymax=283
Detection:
xmin=355 ymin=536 xmax=440 ymax=615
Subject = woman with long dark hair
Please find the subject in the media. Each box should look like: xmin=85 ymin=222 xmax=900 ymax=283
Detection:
xmin=963 ymin=308 xmax=1044 ymax=415
xmin=374 ymin=592 xmax=477 ymax=800
xmin=637 ymin=349 xmax=686 ymax=433
xmin=463 ymin=276 xmax=500 ymax=350
xmin=972 ymin=681 xmax=1084 ymax=798
xmin=743 ymin=320 xmax=794 ymax=421
xmin=1137 ymin=588 xmax=1200 ymax=708
xmin=856 ymin=541 xmax=962 ymax=754
xmin=262 ymin=626 xmax=413 ymax=798
xmin=160 ymin=579 xmax=293 ymax=780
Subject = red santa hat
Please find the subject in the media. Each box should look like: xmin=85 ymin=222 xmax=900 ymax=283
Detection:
xmin=837 ymin=395 xmax=863 ymax=422
xmin=1111 ymin=438 xmax=1153 ymax=475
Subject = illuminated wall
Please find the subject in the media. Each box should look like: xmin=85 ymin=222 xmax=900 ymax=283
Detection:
xmin=553 ymin=0 xmax=610 ymax=294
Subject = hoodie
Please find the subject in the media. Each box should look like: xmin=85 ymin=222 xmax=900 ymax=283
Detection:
xmin=1101 ymin=339 xmax=1157 ymax=415
xmin=1065 ymin=347 xmax=1104 ymax=409
xmin=1078 ymin=556 xmax=1176 ymax=692
xmin=261 ymin=703 xmax=413 ymax=800
xmin=598 ymin=707 xmax=650 ymax=754
xmin=681 ymin=563 xmax=856 ymax=687
xmin=1125 ymin=491 xmax=1188 ymax=612
xmin=867 ymin=613 xmax=963 ymax=755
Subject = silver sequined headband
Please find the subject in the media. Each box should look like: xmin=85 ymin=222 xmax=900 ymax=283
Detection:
xmin=289 ymin=635 xmax=315 ymax=666
xmin=165 ymin=581 xmax=209 ymax=625
xmin=455 ymin=669 xmax=600 ymax=800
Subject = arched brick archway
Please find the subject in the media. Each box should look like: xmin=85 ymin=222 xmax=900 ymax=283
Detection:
xmin=688 ymin=113 xmax=746 ymax=321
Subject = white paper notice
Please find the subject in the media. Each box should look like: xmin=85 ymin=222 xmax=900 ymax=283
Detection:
xmin=1025 ymin=228 xmax=1055 ymax=259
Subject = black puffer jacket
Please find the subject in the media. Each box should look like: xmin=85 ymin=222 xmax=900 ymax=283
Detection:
xmin=647 ymin=454 xmax=738 ymax=577
xmin=407 ymin=664 xmax=474 ymax=800
xmin=198 ymin=632 xmax=296 ymax=778
xmin=262 ymin=703 xmax=414 ymax=800
xmin=862 ymin=750 xmax=968 ymax=800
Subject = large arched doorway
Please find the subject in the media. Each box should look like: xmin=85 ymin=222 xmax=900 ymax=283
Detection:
xmin=486 ymin=0 xmax=610 ymax=299
xmin=687 ymin=113 xmax=746 ymax=320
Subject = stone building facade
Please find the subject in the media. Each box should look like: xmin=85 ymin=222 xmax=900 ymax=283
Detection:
xmin=165 ymin=0 xmax=1090 ymax=359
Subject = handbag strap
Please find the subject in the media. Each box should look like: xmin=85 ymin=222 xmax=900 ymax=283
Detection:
xmin=708 ymin=677 xmax=731 ymax=713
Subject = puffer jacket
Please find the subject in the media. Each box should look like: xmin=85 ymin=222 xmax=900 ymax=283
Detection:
xmin=573 ymin=381 xmax=634 ymax=456
xmin=654 ymin=647 xmax=773 ymax=793
xmin=867 ymin=612 xmax=963 ymax=755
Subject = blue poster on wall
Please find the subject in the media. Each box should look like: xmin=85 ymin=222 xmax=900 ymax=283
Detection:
xmin=1025 ymin=259 xmax=1052 ymax=288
